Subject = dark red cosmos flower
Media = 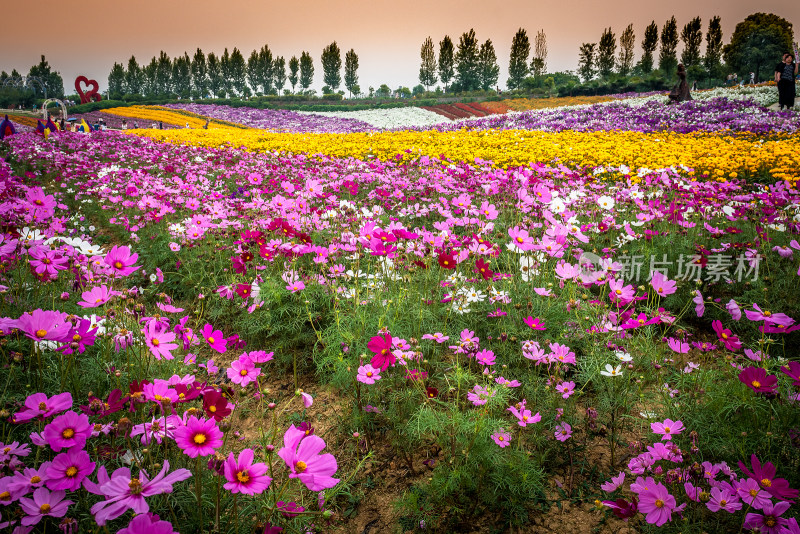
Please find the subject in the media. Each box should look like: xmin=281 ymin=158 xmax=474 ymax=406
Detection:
xmin=781 ymin=361 xmax=800 ymax=387
xmin=602 ymin=498 xmax=638 ymax=520
xmin=425 ymin=387 xmax=439 ymax=399
xmin=437 ymin=253 xmax=456 ymax=270
xmin=738 ymin=454 xmax=799 ymax=502
xmin=240 ymin=250 xmax=254 ymax=263
xmin=235 ymin=283 xmax=252 ymax=299
xmin=475 ymin=258 xmax=494 ymax=280
xmin=202 ymin=390 xmax=231 ymax=421
xmin=80 ymin=389 xmax=129 ymax=417
xmin=231 ymin=257 xmax=247 ymax=274
xmin=738 ymin=367 xmax=778 ymax=394
xmin=368 ymin=333 xmax=395 ymax=371
xmin=174 ymin=382 xmax=203 ymax=403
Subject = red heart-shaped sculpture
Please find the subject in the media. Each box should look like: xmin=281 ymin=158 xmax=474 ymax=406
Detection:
xmin=75 ymin=76 xmax=102 ymax=104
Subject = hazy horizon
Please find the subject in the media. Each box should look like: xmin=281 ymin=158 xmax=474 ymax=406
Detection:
xmin=3 ymin=1 xmax=798 ymax=95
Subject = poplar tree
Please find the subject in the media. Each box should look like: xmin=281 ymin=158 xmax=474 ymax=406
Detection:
xmin=704 ymin=16 xmax=723 ymax=78
xmin=191 ymin=48 xmax=207 ymax=97
xmin=207 ymin=52 xmax=223 ymax=98
xmin=507 ymin=28 xmax=530 ymax=89
xmin=478 ymin=39 xmax=500 ymax=90
xmin=640 ymin=21 xmax=659 ymax=73
xmin=344 ymin=49 xmax=359 ymax=97
xmin=438 ymin=35 xmax=455 ymax=92
xmin=419 ymin=37 xmax=437 ymax=90
xmin=597 ymin=27 xmax=617 ymax=78
xmin=299 ymin=51 xmax=314 ymax=91
xmin=229 ymin=48 xmax=247 ymax=96
xmin=577 ymin=43 xmax=596 ymax=82
xmin=681 ymin=16 xmax=703 ymax=68
xmin=455 ymin=28 xmax=480 ymax=91
xmin=288 ymin=56 xmax=299 ymax=93
xmin=125 ymin=56 xmax=143 ymax=95
xmin=273 ymin=56 xmax=286 ymax=94
xmin=321 ymin=41 xmax=342 ymax=91
xmin=659 ymin=17 xmax=679 ymax=74
xmin=531 ymin=30 xmax=548 ymax=77
xmin=617 ymin=24 xmax=636 ymax=76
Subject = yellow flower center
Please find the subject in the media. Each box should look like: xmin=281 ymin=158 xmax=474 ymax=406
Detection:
xmin=66 ymin=466 xmax=78 ymax=477
xmin=129 ymin=478 xmax=143 ymax=495
xmin=615 ymin=289 xmax=622 ymax=295
xmin=720 ymin=499 xmax=727 ymax=507
xmin=655 ymin=499 xmax=664 ymax=508
xmin=114 ymin=261 xmax=123 ymax=269
xmin=295 ymin=460 xmax=308 ymax=473
xmin=193 ymin=433 xmax=207 ymax=444
xmin=664 ymin=427 xmax=671 ymax=433
xmin=498 ymin=436 xmax=504 ymax=441
xmin=366 ymin=372 xmax=373 ymax=377
xmin=761 ymin=478 xmax=772 ymax=488
xmin=209 ymin=405 xmax=216 ymax=412
xmin=207 ymin=337 xmax=215 ymax=344
xmin=62 ymin=428 xmax=75 ymax=439
xmin=236 ymin=471 xmax=250 ymax=483
xmin=152 ymin=338 xmax=160 ymax=346
xmin=35 ymin=329 xmax=48 ymax=338
xmin=752 ymin=380 xmax=761 ymax=388
xmin=38 ymin=402 xmax=47 ymax=411
xmin=0 ymin=491 xmax=10 ymax=501
xmin=240 ymin=369 xmax=248 ymax=376
xmin=750 ymin=489 xmax=759 ymax=497
xmin=40 ymin=503 xmax=51 ymax=514
xmin=72 ymin=334 xmax=82 ymax=342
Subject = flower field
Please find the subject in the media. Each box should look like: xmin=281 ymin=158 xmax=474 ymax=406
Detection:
xmin=0 ymin=89 xmax=799 ymax=533
xmin=99 ymin=106 xmax=246 ymax=130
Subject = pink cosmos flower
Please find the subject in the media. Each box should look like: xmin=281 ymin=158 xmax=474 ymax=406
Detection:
xmin=286 ymin=280 xmax=305 ymax=293
xmin=666 ymin=337 xmax=689 ymax=354
xmin=18 ymin=488 xmax=73 ymax=526
xmin=88 ymin=460 xmax=192 ymax=526
xmin=726 ymin=299 xmax=742 ymax=320
xmin=223 ymin=448 xmax=271 ymax=495
xmin=736 ymin=478 xmax=773 ymax=510
xmin=693 ymin=290 xmax=705 ymax=317
xmin=491 ymin=431 xmax=512 ymax=448
xmin=277 ymin=425 xmax=339 ymax=492
xmin=14 ymin=392 xmax=73 ymax=423
xmin=28 ymin=246 xmax=68 ymax=279
xmin=42 ymin=411 xmax=92 ymax=452
xmin=601 ymin=471 xmax=625 ymax=492
xmin=706 ymin=487 xmax=742 ymax=513
xmin=356 ymin=364 xmax=381 ymax=384
xmin=202 ymin=324 xmax=227 ymax=353
xmin=637 ymin=482 xmax=676 ymax=527
xmin=650 ymin=419 xmax=684 ymax=441
xmin=609 ymin=278 xmax=635 ymax=305
xmin=554 ymin=422 xmax=572 ymax=442
xmin=556 ymin=381 xmax=576 ymax=399
xmin=16 ymin=309 xmax=71 ymax=342
xmin=45 ymin=448 xmax=95 ymax=491
xmin=118 ymin=513 xmax=179 ymax=534
xmin=143 ymin=322 xmax=178 ymax=360
xmin=8 ymin=463 xmax=48 ymax=495
xmin=421 ymin=332 xmax=449 ymax=343
xmin=227 ymin=354 xmax=261 ymax=387
xmin=650 ymin=271 xmax=676 ymax=296
xmin=475 ymin=349 xmax=496 ymax=366
xmin=507 ymin=400 xmax=541 ymax=427
xmin=173 ymin=416 xmax=223 ymax=458
xmin=368 ymin=333 xmax=395 ymax=371
xmin=104 ymin=245 xmax=140 ymax=277
xmin=58 ymin=318 xmax=97 ymax=355
xmin=744 ymin=304 xmax=795 ymax=327
xmin=77 ymin=285 xmax=120 ymax=308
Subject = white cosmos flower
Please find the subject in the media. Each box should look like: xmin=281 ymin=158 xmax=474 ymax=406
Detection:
xmin=615 ymin=351 xmax=633 ymax=362
xmin=597 ymin=195 xmax=615 ymax=210
xmin=600 ymin=364 xmax=623 ymax=377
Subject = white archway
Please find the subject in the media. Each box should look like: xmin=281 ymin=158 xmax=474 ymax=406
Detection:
xmin=41 ymin=98 xmax=68 ymax=121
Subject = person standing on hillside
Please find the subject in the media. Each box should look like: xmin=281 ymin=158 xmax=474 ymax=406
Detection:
xmin=776 ymin=53 xmax=798 ymax=110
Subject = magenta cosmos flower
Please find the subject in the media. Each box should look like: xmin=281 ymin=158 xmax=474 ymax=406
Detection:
xmin=278 ymin=424 xmax=339 ymax=491
xmin=42 ymin=411 xmax=92 ymax=452
xmin=88 ymin=460 xmax=192 ymax=526
xmin=554 ymin=422 xmax=572 ymax=442
xmin=650 ymin=271 xmax=677 ymax=297
xmin=173 ymin=416 xmax=223 ymax=458
xmin=16 ymin=309 xmax=71 ymax=342
xmin=711 ymin=320 xmax=742 ymax=351
xmin=368 ymin=333 xmax=395 ymax=371
xmin=14 ymin=391 xmax=72 ymax=423
xmin=223 ymin=448 xmax=271 ymax=495
xmin=738 ymin=453 xmax=799 ymax=502
xmin=738 ymin=367 xmax=778 ymax=394
xmin=227 ymin=354 xmax=261 ymax=387
xmin=637 ymin=481 xmax=676 ymax=526
xmin=650 ymin=419 xmax=685 ymax=441
xmin=202 ymin=323 xmax=227 ymax=353
xmin=18 ymin=488 xmax=73 ymax=526
xmin=45 ymin=448 xmax=95 ymax=491
xmin=104 ymin=245 xmax=140 ymax=277
xmin=118 ymin=513 xmax=179 ymax=534
xmin=356 ymin=364 xmax=381 ymax=384
xmin=744 ymin=500 xmax=791 ymax=534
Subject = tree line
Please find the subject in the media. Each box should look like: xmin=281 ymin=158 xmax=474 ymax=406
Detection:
xmin=0 ymin=56 xmax=65 ymax=107
xmin=106 ymin=43 xmax=360 ymax=100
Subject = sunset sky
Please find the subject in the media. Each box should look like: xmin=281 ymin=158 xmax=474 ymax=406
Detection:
xmin=4 ymin=0 xmax=799 ymax=94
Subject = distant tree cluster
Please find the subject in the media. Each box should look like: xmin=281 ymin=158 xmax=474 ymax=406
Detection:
xmin=106 ymin=44 xmax=359 ymax=99
xmin=418 ymin=29 xmax=502 ymax=92
xmin=0 ymin=55 xmax=64 ymax=107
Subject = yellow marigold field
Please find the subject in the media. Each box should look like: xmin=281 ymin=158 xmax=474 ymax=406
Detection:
xmin=100 ymin=106 xmax=243 ymax=129
xmin=129 ymin=128 xmax=800 ymax=183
